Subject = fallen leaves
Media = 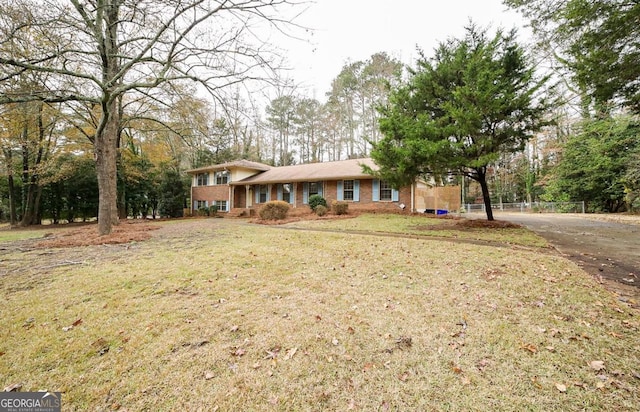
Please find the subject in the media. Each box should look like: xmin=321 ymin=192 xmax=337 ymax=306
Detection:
xmin=521 ymin=343 xmax=538 ymax=354
xmin=476 ymin=358 xmax=490 ymax=372
xmin=232 ymin=348 xmax=246 ymax=357
xmin=22 ymin=317 xmax=35 ymax=329
xmin=62 ymin=318 xmax=83 ymax=332
xmin=283 ymin=347 xmax=298 ymax=361
xmin=3 ymin=383 xmax=22 ymax=392
xmin=92 ymin=338 xmax=110 ymax=356
xmin=555 ymin=383 xmax=567 ymax=393
xmin=362 ymin=362 xmax=376 ymax=372
xmin=394 ymin=336 xmax=412 ymax=349
xmin=589 ymin=360 xmax=605 ymax=372
xmin=264 ymin=347 xmax=280 ymax=360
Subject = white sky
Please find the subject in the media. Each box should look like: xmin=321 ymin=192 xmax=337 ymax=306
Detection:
xmin=279 ymin=0 xmax=529 ymax=100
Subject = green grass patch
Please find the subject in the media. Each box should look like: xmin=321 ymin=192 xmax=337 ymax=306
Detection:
xmin=0 ymin=218 xmax=637 ymax=410
xmin=0 ymin=228 xmax=51 ymax=242
xmin=286 ymin=213 xmax=548 ymax=247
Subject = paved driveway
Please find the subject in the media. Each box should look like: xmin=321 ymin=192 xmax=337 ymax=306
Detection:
xmin=489 ymin=212 xmax=640 ymax=305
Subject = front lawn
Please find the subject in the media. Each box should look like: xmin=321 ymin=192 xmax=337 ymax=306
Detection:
xmin=285 ymin=213 xmax=548 ymax=248
xmin=0 ymin=217 xmax=637 ymax=410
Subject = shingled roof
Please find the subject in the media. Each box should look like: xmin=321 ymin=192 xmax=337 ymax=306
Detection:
xmin=232 ymin=158 xmax=378 ymax=185
xmin=186 ymin=159 xmax=272 ymax=174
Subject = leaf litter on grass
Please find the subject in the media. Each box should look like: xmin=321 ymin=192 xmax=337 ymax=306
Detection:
xmin=0 ymin=217 xmax=638 ymax=410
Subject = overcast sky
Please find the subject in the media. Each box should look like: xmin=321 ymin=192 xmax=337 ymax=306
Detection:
xmin=278 ymin=0 xmax=529 ymax=100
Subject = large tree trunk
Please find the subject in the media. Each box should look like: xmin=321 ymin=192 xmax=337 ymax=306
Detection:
xmin=19 ymin=180 xmax=38 ymax=226
xmin=3 ymin=148 xmax=18 ymax=226
xmin=476 ymin=169 xmax=494 ymax=221
xmin=95 ymin=98 xmax=120 ymax=235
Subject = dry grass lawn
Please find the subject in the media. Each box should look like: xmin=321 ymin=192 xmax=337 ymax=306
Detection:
xmin=0 ymin=216 xmax=638 ymax=411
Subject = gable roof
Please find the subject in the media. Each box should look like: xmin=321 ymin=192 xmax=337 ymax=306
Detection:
xmin=232 ymin=158 xmax=378 ymax=185
xmin=186 ymin=159 xmax=272 ymax=174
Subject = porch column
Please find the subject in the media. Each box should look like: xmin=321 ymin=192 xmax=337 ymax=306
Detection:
xmin=245 ymin=185 xmax=252 ymax=208
xmin=293 ymin=183 xmax=297 ymax=208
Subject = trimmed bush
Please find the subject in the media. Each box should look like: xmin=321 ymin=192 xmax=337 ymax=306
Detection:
xmin=332 ymin=200 xmax=349 ymax=215
xmin=315 ymin=204 xmax=328 ymax=216
xmin=197 ymin=206 xmax=210 ymax=217
xmin=308 ymin=194 xmax=327 ymax=211
xmin=259 ymin=201 xmax=290 ymax=220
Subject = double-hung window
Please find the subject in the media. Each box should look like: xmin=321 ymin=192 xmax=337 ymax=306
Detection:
xmin=372 ymin=179 xmax=399 ymax=202
xmin=337 ymin=180 xmax=359 ymax=201
xmin=303 ymin=182 xmax=323 ymax=204
xmin=278 ymin=183 xmax=293 ymax=204
xmin=258 ymin=185 xmax=268 ymax=203
xmin=343 ymin=180 xmax=355 ymax=201
xmin=216 ymin=171 xmax=229 ymax=185
xmin=214 ymin=200 xmax=227 ymax=212
xmin=308 ymin=182 xmax=319 ymax=197
xmin=379 ymin=180 xmax=393 ymax=201
xmin=196 ymin=173 xmax=208 ymax=186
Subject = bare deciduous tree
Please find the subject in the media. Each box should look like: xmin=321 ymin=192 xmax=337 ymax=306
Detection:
xmin=0 ymin=0 xmax=302 ymax=234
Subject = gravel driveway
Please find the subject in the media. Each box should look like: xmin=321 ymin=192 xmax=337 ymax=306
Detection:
xmin=491 ymin=212 xmax=640 ymax=306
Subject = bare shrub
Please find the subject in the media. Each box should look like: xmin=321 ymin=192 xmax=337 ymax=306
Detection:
xmin=332 ymin=201 xmax=349 ymax=215
xmin=259 ymin=201 xmax=290 ymax=220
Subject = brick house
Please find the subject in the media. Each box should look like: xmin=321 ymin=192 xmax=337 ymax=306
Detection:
xmin=187 ymin=158 xmax=460 ymax=214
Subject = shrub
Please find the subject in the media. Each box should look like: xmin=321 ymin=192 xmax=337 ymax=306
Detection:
xmin=259 ymin=201 xmax=290 ymax=220
xmin=332 ymin=200 xmax=349 ymax=215
xmin=315 ymin=204 xmax=328 ymax=216
xmin=197 ymin=206 xmax=210 ymax=216
xmin=308 ymin=194 xmax=327 ymax=211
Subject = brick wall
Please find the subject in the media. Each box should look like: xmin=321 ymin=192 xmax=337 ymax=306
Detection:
xmin=218 ymin=179 xmax=413 ymax=212
xmin=191 ymin=185 xmax=230 ymax=206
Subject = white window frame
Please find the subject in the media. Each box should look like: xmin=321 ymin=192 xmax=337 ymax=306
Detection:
xmin=196 ymin=173 xmax=208 ymax=186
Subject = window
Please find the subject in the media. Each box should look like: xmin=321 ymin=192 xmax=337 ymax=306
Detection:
xmin=303 ymin=182 xmax=322 ymax=204
xmin=195 ymin=200 xmax=207 ymax=210
xmin=380 ymin=180 xmax=393 ymax=201
xmin=216 ymin=171 xmax=229 ymax=185
xmin=214 ymin=200 xmax=227 ymax=212
xmin=259 ymin=185 xmax=268 ymax=203
xmin=373 ymin=179 xmax=398 ymax=202
xmin=343 ymin=180 xmax=354 ymax=201
xmin=279 ymin=183 xmax=292 ymax=204
xmin=308 ymin=182 xmax=319 ymax=197
xmin=337 ymin=180 xmax=359 ymax=201
xmin=196 ymin=173 xmax=208 ymax=186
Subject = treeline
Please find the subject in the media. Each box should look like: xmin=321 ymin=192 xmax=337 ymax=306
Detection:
xmin=0 ymin=52 xmax=405 ymax=225
xmin=1 ymin=1 xmax=639 ymax=226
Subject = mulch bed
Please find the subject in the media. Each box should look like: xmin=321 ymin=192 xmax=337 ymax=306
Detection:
xmin=32 ymin=220 xmax=160 ymax=248
xmin=413 ymin=218 xmax=522 ymax=231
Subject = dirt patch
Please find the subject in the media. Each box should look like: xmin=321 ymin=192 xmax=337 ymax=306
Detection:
xmin=32 ymin=220 xmax=160 ymax=248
